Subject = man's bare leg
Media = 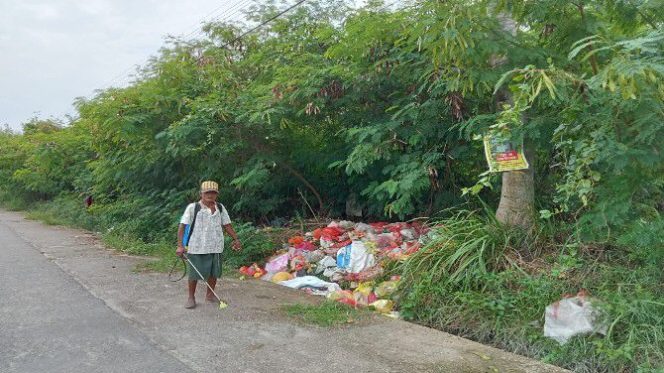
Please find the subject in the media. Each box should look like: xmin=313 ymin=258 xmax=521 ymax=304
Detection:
xmin=206 ymin=277 xmax=217 ymax=302
xmin=185 ymin=280 xmax=197 ymax=309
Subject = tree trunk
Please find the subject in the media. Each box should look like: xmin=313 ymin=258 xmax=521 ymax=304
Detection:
xmin=493 ymin=11 xmax=537 ymax=229
xmin=495 ymin=148 xmax=535 ymax=229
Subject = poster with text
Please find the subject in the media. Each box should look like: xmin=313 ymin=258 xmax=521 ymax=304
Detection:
xmin=483 ymin=133 xmax=529 ymax=172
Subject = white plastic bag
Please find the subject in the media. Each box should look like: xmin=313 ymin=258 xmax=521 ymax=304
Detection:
xmin=279 ymin=276 xmax=341 ymax=296
xmin=348 ymin=240 xmax=375 ymax=273
xmin=315 ymin=256 xmax=338 ymax=275
xmin=544 ymin=294 xmax=606 ymax=344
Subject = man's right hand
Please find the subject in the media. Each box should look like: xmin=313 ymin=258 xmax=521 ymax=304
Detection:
xmin=176 ymin=246 xmax=186 ymax=257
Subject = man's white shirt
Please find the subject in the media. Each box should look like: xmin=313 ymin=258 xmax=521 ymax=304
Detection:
xmin=180 ymin=202 xmax=231 ymax=254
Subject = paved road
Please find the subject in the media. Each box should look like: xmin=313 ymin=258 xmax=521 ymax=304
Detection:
xmin=0 ymin=220 xmax=191 ymax=373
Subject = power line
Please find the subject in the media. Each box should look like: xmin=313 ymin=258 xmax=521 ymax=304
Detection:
xmin=103 ymin=0 xmax=409 ymax=91
xmin=180 ymin=0 xmax=255 ymax=41
xmin=103 ymin=0 xmax=407 ymax=89
xmin=105 ymin=0 xmax=257 ymax=89
xmin=217 ymin=0 xmax=308 ymax=50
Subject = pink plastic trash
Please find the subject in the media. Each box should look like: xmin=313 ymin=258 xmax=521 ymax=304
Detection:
xmin=265 ymin=253 xmax=289 ymax=273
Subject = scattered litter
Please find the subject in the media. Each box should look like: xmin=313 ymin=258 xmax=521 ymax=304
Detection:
xmin=238 ymin=220 xmax=429 ymax=317
xmin=544 ymin=290 xmax=607 ymax=344
xmin=375 ymin=280 xmax=399 ymax=298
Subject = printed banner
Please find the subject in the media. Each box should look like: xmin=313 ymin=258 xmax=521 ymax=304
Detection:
xmin=483 ymin=132 xmax=529 ymax=172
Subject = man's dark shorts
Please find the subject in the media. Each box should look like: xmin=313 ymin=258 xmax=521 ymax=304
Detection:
xmin=187 ymin=253 xmax=222 ymax=280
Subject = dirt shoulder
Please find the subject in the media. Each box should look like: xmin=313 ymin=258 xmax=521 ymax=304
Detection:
xmin=1 ymin=210 xmax=566 ymax=373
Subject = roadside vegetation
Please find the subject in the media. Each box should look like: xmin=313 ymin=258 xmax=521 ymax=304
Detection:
xmin=1 ymin=1 xmax=662 ymax=371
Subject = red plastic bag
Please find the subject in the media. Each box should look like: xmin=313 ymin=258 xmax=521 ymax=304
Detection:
xmin=296 ymin=241 xmax=316 ymax=251
xmin=288 ymin=236 xmax=305 ymax=246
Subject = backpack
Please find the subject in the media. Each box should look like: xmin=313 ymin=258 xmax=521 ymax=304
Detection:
xmin=183 ymin=201 xmax=226 ymax=247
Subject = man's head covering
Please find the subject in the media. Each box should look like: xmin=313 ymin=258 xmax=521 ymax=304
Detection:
xmin=200 ymin=180 xmax=219 ymax=193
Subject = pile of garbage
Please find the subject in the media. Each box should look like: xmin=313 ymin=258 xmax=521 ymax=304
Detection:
xmin=239 ymin=220 xmax=431 ymax=317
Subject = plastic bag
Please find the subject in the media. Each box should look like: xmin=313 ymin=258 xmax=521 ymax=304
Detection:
xmin=328 ymin=290 xmax=357 ymax=307
xmin=279 ymin=276 xmax=341 ymax=296
xmin=544 ymin=292 xmax=606 ymax=344
xmin=288 ymin=236 xmax=305 ymax=246
xmin=370 ymin=300 xmax=394 ymax=313
xmin=302 ymin=250 xmax=325 ymax=264
xmin=318 ymin=256 xmax=337 ymax=269
xmin=296 ymin=241 xmax=316 ymax=251
xmin=336 ymin=245 xmax=352 ymax=269
xmin=316 ymin=256 xmax=337 ymax=275
xmin=354 ymin=222 xmax=375 ymax=233
xmin=375 ymin=280 xmax=399 ymax=298
xmin=265 ymin=253 xmax=289 ymax=273
xmin=320 ymin=237 xmax=334 ymax=249
xmin=270 ymin=272 xmax=293 ymax=283
xmin=346 ymin=265 xmax=383 ymax=282
xmin=290 ymin=255 xmax=308 ymax=271
xmin=348 ymin=241 xmax=375 ymax=273
xmin=323 ymin=266 xmax=342 ymax=278
xmin=399 ymin=228 xmax=417 ymax=241
xmin=353 ymin=282 xmax=376 ymax=306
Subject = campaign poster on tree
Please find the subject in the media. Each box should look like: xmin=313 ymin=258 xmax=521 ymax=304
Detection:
xmin=483 ymin=132 xmax=529 ymax=172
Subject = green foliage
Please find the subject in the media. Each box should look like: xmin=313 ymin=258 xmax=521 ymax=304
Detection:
xmin=222 ymin=223 xmax=282 ymax=269
xmin=4 ymin=0 xmax=662 ymax=228
xmin=399 ymin=210 xmax=512 ymax=288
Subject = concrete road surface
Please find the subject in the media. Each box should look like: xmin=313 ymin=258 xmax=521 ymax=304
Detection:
xmin=0 ymin=210 xmax=567 ymax=373
xmin=0 ymin=217 xmax=191 ymax=373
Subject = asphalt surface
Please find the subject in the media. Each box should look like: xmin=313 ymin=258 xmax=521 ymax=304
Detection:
xmin=0 ymin=219 xmax=191 ymax=373
xmin=0 ymin=210 xmax=567 ymax=373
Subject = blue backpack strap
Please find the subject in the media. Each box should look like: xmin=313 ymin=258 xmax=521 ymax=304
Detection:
xmin=184 ymin=203 xmax=202 ymax=247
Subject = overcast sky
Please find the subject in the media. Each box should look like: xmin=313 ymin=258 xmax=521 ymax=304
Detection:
xmin=0 ymin=0 xmax=254 ymax=130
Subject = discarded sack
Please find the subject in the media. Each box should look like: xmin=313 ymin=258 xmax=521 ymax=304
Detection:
xmin=348 ymin=240 xmax=375 ymax=273
xmin=544 ymin=292 xmax=607 ymax=344
xmin=279 ymin=276 xmax=341 ymax=296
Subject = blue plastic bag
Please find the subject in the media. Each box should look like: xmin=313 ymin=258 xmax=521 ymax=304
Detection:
xmin=336 ymin=244 xmax=352 ymax=269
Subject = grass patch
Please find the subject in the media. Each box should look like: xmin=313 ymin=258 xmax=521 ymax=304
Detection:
xmin=19 ymin=194 xmax=97 ymax=230
xmin=25 ymin=210 xmax=60 ymax=225
xmin=282 ymin=301 xmax=371 ymax=327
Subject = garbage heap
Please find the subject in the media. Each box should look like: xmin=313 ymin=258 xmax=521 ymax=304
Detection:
xmin=239 ymin=220 xmax=431 ymax=317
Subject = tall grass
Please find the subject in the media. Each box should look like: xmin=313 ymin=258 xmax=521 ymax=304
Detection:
xmin=396 ymin=209 xmax=664 ymax=372
xmin=399 ymin=210 xmax=512 ymax=290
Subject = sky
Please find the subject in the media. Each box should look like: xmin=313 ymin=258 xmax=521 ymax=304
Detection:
xmin=0 ymin=0 xmax=254 ymax=130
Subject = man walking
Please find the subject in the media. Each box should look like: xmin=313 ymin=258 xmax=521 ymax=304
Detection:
xmin=177 ymin=181 xmax=242 ymax=309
